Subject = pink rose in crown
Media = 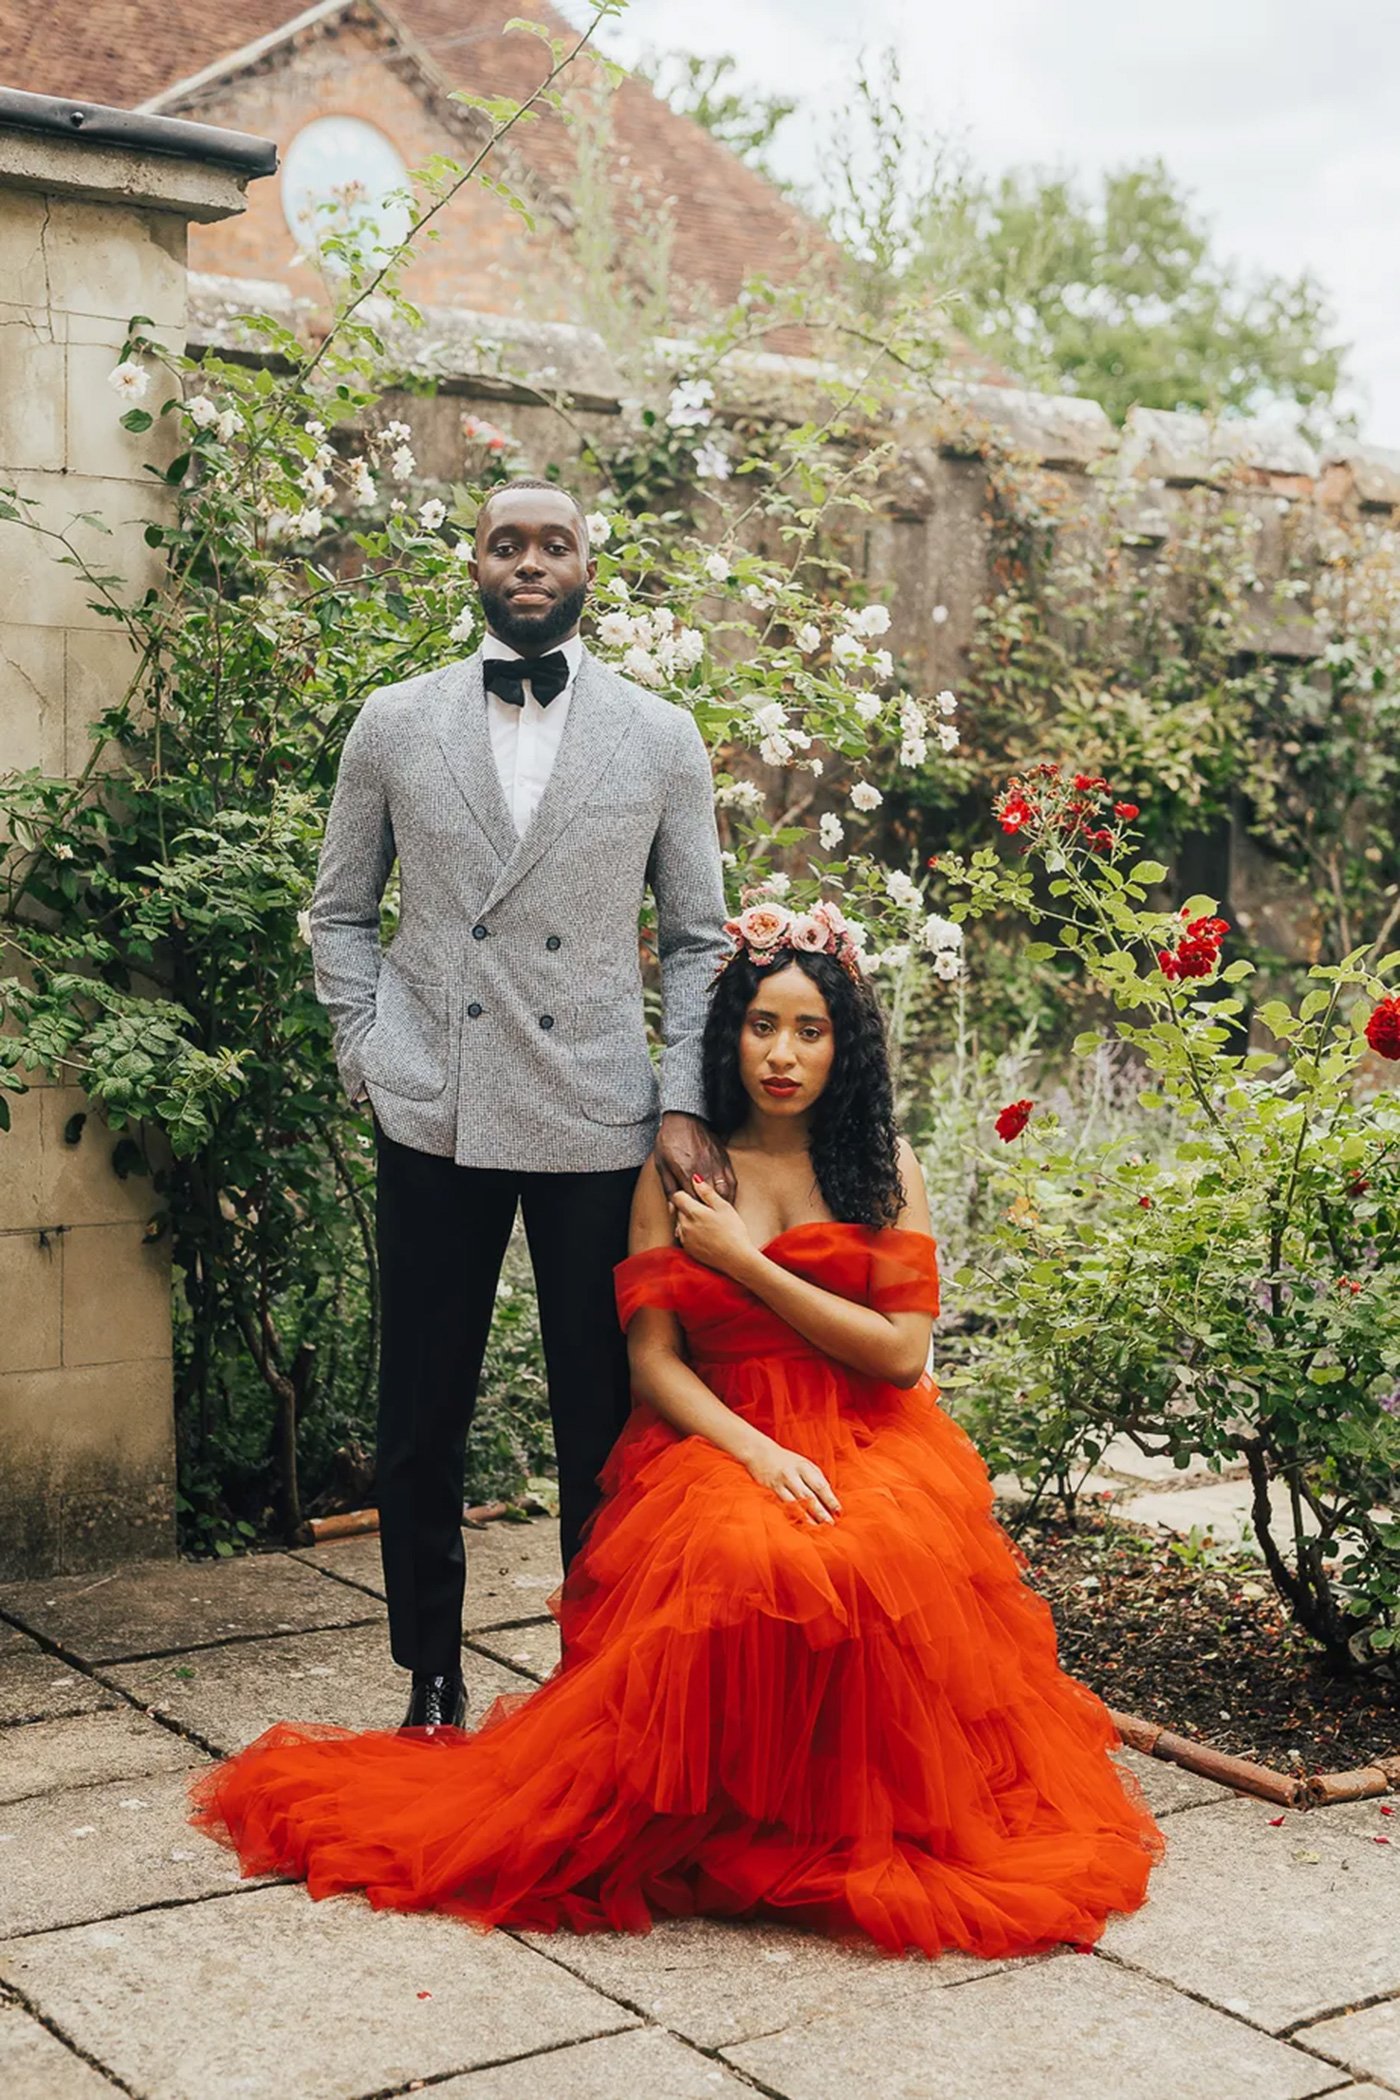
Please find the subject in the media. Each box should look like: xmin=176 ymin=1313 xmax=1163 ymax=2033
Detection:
xmin=814 ymin=899 xmax=851 ymax=939
xmin=788 ymin=912 xmax=829 ymax=951
xmin=735 ymin=904 xmax=792 ymax=951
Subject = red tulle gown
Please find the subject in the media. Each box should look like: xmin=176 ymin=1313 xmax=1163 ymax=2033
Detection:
xmin=190 ymin=1224 xmax=1164 ymax=1958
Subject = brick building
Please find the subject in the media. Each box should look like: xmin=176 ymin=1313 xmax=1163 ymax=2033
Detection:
xmin=0 ymin=0 xmax=842 ymax=334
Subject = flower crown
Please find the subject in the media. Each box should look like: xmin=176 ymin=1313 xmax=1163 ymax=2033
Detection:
xmin=719 ymin=898 xmax=866 ymax=983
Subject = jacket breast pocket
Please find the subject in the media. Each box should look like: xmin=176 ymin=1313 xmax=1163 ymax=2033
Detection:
xmin=361 ymin=967 xmax=449 ymax=1100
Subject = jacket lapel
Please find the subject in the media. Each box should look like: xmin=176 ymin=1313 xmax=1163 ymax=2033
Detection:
xmin=480 ymin=650 xmax=634 ymax=915
xmin=428 ymin=653 xmax=519 ymax=866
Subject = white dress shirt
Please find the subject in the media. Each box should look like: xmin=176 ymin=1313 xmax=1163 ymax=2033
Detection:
xmin=481 ymin=631 xmax=583 ymax=836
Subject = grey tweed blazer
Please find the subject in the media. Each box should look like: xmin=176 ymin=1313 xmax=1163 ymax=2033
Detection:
xmin=308 ymin=646 xmax=729 ymax=1171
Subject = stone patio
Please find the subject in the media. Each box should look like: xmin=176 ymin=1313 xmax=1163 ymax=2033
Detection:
xmin=0 ymin=1518 xmax=1394 ymax=2100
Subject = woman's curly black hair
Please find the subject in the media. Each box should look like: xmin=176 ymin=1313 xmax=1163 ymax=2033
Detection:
xmin=701 ymin=949 xmax=904 ymax=1230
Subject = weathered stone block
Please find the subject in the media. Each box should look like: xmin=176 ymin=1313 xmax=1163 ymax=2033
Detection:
xmin=1100 ymin=1794 xmax=1400 ymax=2029
xmin=0 ymin=1882 xmax=632 ymax=2099
xmin=39 ymin=1086 xmax=167 ymax=1227
xmin=0 ymin=621 xmax=66 ymax=775
xmin=60 ymin=1223 xmax=170 ymax=1368
xmin=37 ymin=197 xmax=188 ymax=329
xmin=65 ymin=334 xmax=184 ymax=485
xmin=432 ymin=2028 xmax=757 ymax=2098
xmin=0 ymin=194 xmax=56 ymax=314
xmin=0 ymin=1707 xmax=194 ymax=1807
xmin=0 ymin=321 xmax=66 ymax=472
xmin=105 ymin=1619 xmax=535 ymax=1754
xmin=2 ymin=472 xmax=166 ymax=632
xmin=723 ymin=1952 xmax=1339 ymax=2099
xmin=0 ymin=1627 xmax=120 ymax=1725
xmin=0 ymin=1358 xmax=176 ymax=1576
xmin=0 ymin=1999 xmax=123 ymax=2099
xmin=0 ymin=1548 xmax=381 ymax=1663
xmin=0 ymin=1226 xmax=62 ymax=1373
xmin=63 ymin=627 xmax=147 ymax=777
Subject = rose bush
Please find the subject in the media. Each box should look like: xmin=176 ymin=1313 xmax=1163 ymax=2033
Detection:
xmin=934 ymin=765 xmax=1400 ymax=1673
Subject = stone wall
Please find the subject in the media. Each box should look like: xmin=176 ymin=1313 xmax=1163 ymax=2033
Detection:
xmin=187 ymin=275 xmax=1400 ymax=961
xmin=0 ymin=105 xmax=272 ymax=1577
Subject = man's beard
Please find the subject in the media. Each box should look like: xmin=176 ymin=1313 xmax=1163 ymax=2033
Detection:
xmin=479 ymin=581 xmax=588 ymax=654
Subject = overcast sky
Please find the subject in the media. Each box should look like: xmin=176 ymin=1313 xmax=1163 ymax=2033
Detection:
xmin=563 ymin=0 xmax=1400 ymax=450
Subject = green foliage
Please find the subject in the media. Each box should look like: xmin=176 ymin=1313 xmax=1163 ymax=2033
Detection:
xmin=635 ymin=50 xmax=797 ymax=178
xmin=914 ymin=157 xmax=1347 ymax=426
xmin=935 ymin=771 xmax=1400 ymax=1673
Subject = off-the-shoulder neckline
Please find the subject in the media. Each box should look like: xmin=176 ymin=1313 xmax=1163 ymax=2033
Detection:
xmin=628 ymin=1221 xmax=934 ymax=1259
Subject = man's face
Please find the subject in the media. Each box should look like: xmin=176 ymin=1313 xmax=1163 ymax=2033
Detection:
xmin=470 ymin=490 xmax=595 ymax=654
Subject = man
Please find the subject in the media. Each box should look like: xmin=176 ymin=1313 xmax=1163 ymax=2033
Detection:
xmin=310 ymin=479 xmax=732 ymax=1728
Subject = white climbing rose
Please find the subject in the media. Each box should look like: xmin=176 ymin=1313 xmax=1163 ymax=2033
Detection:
xmin=108 ymin=360 xmax=149 ymax=403
xmin=849 ymin=781 xmax=883 ymax=812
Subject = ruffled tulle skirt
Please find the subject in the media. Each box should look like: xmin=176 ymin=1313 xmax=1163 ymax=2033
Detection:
xmin=190 ymin=1352 xmax=1164 ymax=1959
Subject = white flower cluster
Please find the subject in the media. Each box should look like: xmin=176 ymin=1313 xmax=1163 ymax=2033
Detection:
xmin=374 ymin=418 xmax=415 ymax=483
xmin=714 ymin=777 xmax=765 ymax=811
xmin=818 ymin=812 xmax=844 ymax=852
xmin=184 ymin=393 xmax=241 ymax=443
xmin=898 ymin=696 xmax=928 ymax=769
xmin=595 ymin=605 xmax=704 ymax=687
xmin=703 ymin=550 xmax=731 ymax=583
xmin=449 ymin=604 xmax=476 ymax=645
xmin=922 ymin=912 xmax=965 ymax=981
xmin=749 ymin=697 xmax=814 ymax=769
xmin=586 ymin=511 xmax=612 ymax=549
xmin=666 ymin=377 xmax=713 ymax=430
xmin=842 ymin=602 xmax=891 ymax=639
xmin=693 ymin=439 xmax=730 ymax=481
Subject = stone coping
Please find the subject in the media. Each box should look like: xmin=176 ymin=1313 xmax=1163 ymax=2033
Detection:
xmin=0 ymin=90 xmax=274 ymax=221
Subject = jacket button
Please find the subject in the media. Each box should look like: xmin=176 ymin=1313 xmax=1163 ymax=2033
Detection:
xmin=545 ymin=935 xmax=562 ymax=951
xmin=467 ymin=1002 xmax=483 ymax=1018
xmin=539 ymin=1014 xmax=554 ymax=1030
xmin=472 ymin=924 xmax=489 ymax=941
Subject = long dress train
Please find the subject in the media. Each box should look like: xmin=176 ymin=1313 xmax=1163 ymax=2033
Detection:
xmin=190 ymin=1223 xmax=1164 ymax=1957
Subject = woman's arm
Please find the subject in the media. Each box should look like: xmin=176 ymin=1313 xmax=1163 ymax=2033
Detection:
xmin=624 ymin=1166 xmax=841 ymax=1522
xmin=670 ymin=1140 xmax=934 ymax=1388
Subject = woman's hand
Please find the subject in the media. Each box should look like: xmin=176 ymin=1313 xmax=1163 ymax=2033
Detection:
xmin=741 ymin=1435 xmax=841 ymax=1525
xmin=670 ymin=1176 xmax=757 ymax=1280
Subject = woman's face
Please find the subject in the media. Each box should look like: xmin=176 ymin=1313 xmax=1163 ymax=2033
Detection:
xmin=738 ymin=962 xmax=836 ymax=1121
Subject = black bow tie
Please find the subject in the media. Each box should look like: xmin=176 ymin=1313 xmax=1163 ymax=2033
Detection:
xmin=483 ymin=651 xmax=570 ymax=708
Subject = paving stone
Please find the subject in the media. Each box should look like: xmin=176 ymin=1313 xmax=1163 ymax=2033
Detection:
xmin=292 ymin=1517 xmax=565 ymax=1630
xmin=1100 ymin=1795 xmax=1400 ymax=2030
xmin=1113 ymin=1475 xmax=1308 ymax=1555
xmin=525 ymin=1916 xmax=1009 ymax=2050
xmin=0 ymin=1881 xmax=634 ymax=2100
xmin=0 ymin=1633 xmax=119 ymax=1726
xmin=1113 ymin=1746 xmax=1233 ymax=1816
xmin=432 ymin=2025 xmax=754 ymax=2097
xmin=722 ymin=1952 xmax=1341 ymax=2100
xmin=0 ymin=1765 xmax=258 ymax=1938
xmin=468 ymin=1620 xmax=562 ymax=1684
xmin=0 ymin=1708 xmax=193 ymax=1804
xmin=1300 ymin=1998 xmax=1400 ymax=2088
xmin=0 ymin=1997 xmax=123 ymax=2098
xmin=106 ymin=1620 xmax=540 ymax=1754
xmin=1095 ymin=1436 xmax=1232 ymax=1486
xmin=0 ymin=1554 xmax=382 ymax=1666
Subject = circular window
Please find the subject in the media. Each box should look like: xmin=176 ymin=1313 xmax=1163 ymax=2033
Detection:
xmin=281 ymin=116 xmax=412 ymax=273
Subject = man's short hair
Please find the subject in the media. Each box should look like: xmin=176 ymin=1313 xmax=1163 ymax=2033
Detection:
xmin=476 ymin=477 xmax=591 ymax=546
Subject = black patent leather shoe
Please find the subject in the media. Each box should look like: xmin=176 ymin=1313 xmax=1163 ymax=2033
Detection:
xmin=401 ymin=1671 xmax=467 ymax=1732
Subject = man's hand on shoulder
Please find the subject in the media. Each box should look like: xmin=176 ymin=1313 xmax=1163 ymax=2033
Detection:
xmin=653 ymin=1113 xmax=736 ymax=1204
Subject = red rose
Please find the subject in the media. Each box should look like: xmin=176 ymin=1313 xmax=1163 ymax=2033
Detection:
xmin=995 ymin=1099 xmax=1034 ymax=1142
xmin=1114 ymin=802 xmax=1140 ymax=821
xmin=1138 ymin=1195 xmax=1152 ymax=1208
xmin=997 ymin=791 xmax=1036 ymax=835
xmin=1348 ymin=1177 xmax=1371 ymax=1198
xmin=1073 ymin=773 xmax=1107 ymax=792
xmin=1364 ymin=997 xmax=1400 ymax=1060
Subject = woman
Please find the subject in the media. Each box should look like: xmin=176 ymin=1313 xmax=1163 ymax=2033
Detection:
xmin=191 ymin=899 xmax=1164 ymax=1957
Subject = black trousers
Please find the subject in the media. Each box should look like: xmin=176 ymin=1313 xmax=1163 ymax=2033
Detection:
xmin=373 ymin=1115 xmax=641 ymax=1675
